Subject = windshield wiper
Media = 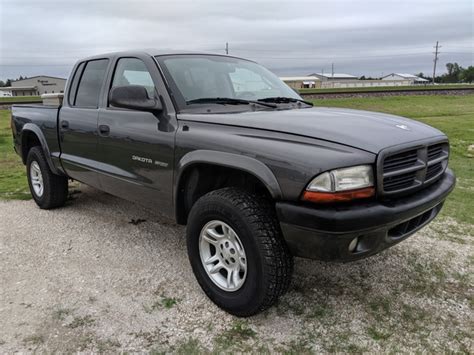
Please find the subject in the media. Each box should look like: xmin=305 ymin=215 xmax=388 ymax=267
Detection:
xmin=186 ymin=97 xmax=277 ymax=108
xmin=258 ymin=97 xmax=313 ymax=106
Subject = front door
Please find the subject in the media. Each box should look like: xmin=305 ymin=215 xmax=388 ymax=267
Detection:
xmin=96 ymin=57 xmax=176 ymax=215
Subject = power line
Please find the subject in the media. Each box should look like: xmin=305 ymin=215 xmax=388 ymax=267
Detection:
xmin=432 ymin=41 xmax=441 ymax=84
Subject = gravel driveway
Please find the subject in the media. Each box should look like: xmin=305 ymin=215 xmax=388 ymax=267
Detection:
xmin=1 ymin=185 xmax=472 ymax=353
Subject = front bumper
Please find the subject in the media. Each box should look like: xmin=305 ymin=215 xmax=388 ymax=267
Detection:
xmin=276 ymin=169 xmax=456 ymax=261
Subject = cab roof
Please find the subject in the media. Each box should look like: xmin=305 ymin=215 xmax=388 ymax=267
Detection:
xmin=79 ymin=49 xmax=247 ymax=62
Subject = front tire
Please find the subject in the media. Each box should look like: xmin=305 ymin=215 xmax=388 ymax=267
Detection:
xmin=26 ymin=146 xmax=68 ymax=209
xmin=186 ymin=188 xmax=293 ymax=316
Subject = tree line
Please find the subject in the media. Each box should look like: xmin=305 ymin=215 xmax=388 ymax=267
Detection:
xmin=0 ymin=76 xmax=29 ymax=87
xmin=358 ymin=63 xmax=473 ymax=83
xmin=416 ymin=63 xmax=474 ymax=83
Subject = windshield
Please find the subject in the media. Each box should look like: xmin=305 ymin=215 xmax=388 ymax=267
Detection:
xmin=156 ymin=54 xmax=301 ymax=110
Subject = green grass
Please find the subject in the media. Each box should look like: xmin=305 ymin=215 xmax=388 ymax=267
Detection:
xmin=311 ymin=95 xmax=474 ymax=224
xmin=299 ymin=84 xmax=474 ymax=94
xmin=0 ymin=110 xmax=30 ymax=199
xmin=0 ymin=96 xmax=41 ymax=103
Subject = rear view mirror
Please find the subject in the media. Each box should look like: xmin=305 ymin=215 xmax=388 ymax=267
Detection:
xmin=109 ymin=85 xmax=162 ymax=112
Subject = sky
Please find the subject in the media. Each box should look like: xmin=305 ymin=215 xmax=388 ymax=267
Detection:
xmin=0 ymin=0 xmax=473 ymax=81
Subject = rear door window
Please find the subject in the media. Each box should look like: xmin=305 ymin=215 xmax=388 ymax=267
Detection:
xmin=74 ymin=59 xmax=109 ymax=108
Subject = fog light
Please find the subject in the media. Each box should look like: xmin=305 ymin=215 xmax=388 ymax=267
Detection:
xmin=348 ymin=237 xmax=359 ymax=253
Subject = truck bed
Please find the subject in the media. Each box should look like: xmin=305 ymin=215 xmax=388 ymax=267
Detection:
xmin=11 ymin=104 xmax=61 ymax=166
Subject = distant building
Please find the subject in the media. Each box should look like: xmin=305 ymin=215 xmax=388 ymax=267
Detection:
xmin=308 ymin=73 xmax=358 ymax=81
xmin=280 ymin=76 xmax=320 ymax=89
xmin=4 ymin=75 xmax=68 ymax=96
xmin=280 ymin=71 xmax=428 ymax=91
xmin=0 ymin=89 xmax=13 ymax=97
xmin=381 ymin=73 xmax=429 ymax=84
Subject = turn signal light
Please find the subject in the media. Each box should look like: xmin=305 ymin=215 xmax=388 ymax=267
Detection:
xmin=302 ymin=187 xmax=375 ymax=203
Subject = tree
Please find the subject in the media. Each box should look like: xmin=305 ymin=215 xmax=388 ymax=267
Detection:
xmin=415 ymin=72 xmax=429 ymax=80
xmin=461 ymin=66 xmax=474 ymax=83
xmin=441 ymin=63 xmax=464 ymax=83
xmin=5 ymin=79 xmax=12 ymax=86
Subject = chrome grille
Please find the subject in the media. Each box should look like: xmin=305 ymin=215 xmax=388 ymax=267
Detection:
xmin=379 ymin=140 xmax=449 ymax=196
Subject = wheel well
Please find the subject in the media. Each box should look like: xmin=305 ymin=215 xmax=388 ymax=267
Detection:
xmin=21 ymin=131 xmax=41 ymax=164
xmin=176 ymin=164 xmax=274 ymax=225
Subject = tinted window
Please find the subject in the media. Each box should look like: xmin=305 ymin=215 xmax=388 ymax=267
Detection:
xmin=158 ymin=55 xmax=299 ymax=106
xmin=229 ymin=68 xmax=273 ymax=93
xmin=111 ymin=58 xmax=155 ymax=98
xmin=68 ymin=62 xmax=85 ymax=105
xmin=74 ymin=59 xmax=109 ymax=108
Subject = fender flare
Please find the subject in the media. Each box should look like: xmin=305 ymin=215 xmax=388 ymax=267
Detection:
xmin=174 ymin=150 xmax=282 ymax=219
xmin=21 ymin=123 xmax=61 ymax=175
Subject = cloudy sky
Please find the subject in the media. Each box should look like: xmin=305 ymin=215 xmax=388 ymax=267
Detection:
xmin=0 ymin=0 xmax=472 ymax=80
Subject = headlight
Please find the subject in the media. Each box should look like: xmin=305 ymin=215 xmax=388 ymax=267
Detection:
xmin=303 ymin=165 xmax=375 ymax=203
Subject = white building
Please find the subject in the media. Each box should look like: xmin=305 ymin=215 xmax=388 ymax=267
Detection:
xmin=0 ymin=88 xmax=13 ymax=97
xmin=280 ymin=76 xmax=320 ymax=89
xmin=9 ymin=75 xmax=67 ymax=96
xmin=308 ymin=73 xmax=359 ymax=81
xmin=382 ymin=73 xmax=429 ymax=84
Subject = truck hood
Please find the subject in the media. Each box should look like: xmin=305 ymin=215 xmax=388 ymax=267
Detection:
xmin=179 ymin=107 xmax=446 ymax=153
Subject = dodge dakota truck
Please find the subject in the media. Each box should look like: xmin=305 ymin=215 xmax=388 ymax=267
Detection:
xmin=11 ymin=50 xmax=455 ymax=316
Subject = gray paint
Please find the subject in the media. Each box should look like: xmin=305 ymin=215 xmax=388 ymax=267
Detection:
xmin=178 ymin=107 xmax=446 ymax=154
xmin=11 ymin=50 xmax=449 ymax=220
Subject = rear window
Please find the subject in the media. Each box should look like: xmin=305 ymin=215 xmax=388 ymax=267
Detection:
xmin=68 ymin=62 xmax=85 ymax=106
xmin=74 ymin=59 xmax=109 ymax=108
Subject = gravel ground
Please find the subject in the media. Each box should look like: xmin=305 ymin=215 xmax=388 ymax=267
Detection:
xmin=0 ymin=185 xmax=472 ymax=353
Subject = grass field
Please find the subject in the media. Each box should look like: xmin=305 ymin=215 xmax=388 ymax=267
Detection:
xmin=299 ymin=84 xmax=474 ymax=94
xmin=1 ymin=95 xmax=473 ymax=223
xmin=0 ymin=110 xmax=30 ymax=199
xmin=0 ymin=96 xmax=42 ymax=104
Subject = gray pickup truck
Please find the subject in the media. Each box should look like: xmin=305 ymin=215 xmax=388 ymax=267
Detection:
xmin=11 ymin=50 xmax=455 ymax=316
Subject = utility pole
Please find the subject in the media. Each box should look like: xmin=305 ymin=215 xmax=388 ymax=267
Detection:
xmin=432 ymin=41 xmax=441 ymax=84
xmin=225 ymin=42 xmax=229 ymax=55
xmin=331 ymin=63 xmax=334 ymax=77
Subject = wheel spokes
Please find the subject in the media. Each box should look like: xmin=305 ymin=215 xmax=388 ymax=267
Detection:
xmin=199 ymin=220 xmax=248 ymax=292
xmin=209 ymin=262 xmax=225 ymax=274
xmin=30 ymin=161 xmax=44 ymax=197
xmin=204 ymin=254 xmax=219 ymax=265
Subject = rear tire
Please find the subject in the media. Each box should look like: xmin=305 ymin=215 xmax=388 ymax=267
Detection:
xmin=26 ymin=146 xmax=68 ymax=209
xmin=186 ymin=187 xmax=293 ymax=316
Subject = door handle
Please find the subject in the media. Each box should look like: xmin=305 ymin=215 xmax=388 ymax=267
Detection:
xmin=61 ymin=120 xmax=69 ymax=129
xmin=99 ymin=125 xmax=110 ymax=135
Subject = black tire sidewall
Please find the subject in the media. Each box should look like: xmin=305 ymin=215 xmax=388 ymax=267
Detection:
xmin=187 ymin=197 xmax=268 ymax=315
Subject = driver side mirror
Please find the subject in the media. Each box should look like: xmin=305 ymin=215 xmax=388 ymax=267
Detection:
xmin=109 ymin=85 xmax=162 ymax=112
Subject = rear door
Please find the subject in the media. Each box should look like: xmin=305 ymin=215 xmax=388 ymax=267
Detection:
xmin=96 ymin=55 xmax=177 ymax=215
xmin=59 ymin=58 xmax=110 ymax=187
